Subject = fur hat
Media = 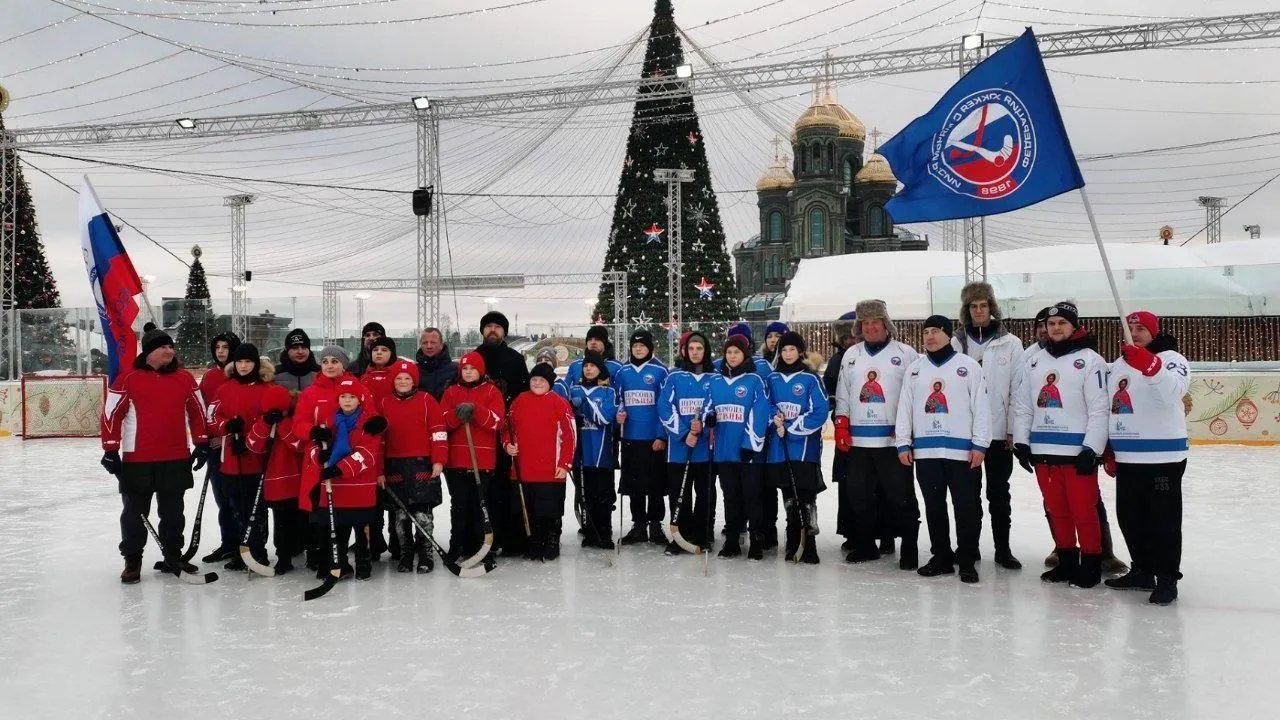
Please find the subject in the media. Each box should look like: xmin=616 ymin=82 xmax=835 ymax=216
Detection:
xmin=261 ymin=383 xmax=292 ymax=413
xmin=959 ymin=281 xmax=1002 ymax=327
xmin=831 ymin=310 xmax=858 ymax=344
xmin=480 ymin=311 xmax=510 ymax=334
xmin=258 ymin=356 xmax=276 ymax=383
xmin=854 ymin=299 xmax=896 ymax=337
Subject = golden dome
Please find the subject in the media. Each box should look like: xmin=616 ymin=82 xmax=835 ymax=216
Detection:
xmin=792 ymin=96 xmax=866 ymax=141
xmin=855 ymin=153 xmax=897 ymax=185
xmin=756 ymin=156 xmax=794 ymax=192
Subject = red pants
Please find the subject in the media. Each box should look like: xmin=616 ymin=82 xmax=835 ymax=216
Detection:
xmin=1035 ymin=463 xmax=1102 ymax=554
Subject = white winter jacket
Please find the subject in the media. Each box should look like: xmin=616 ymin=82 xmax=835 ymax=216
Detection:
xmin=952 ymin=328 xmax=1023 ymax=439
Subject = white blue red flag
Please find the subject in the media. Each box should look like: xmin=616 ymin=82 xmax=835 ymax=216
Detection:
xmin=879 ymin=29 xmax=1084 ymax=223
xmin=80 ymin=176 xmax=146 ymax=383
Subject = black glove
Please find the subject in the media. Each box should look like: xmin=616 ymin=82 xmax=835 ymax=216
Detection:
xmin=190 ymin=443 xmax=209 ymax=472
xmin=455 ymin=403 xmax=475 ymax=423
xmin=1012 ymin=443 xmax=1033 ymax=473
xmin=703 ymin=413 xmax=717 ymax=428
xmin=739 ymin=448 xmax=755 ymax=464
xmin=321 ymin=465 xmax=342 ymax=480
xmin=1075 ymin=447 xmax=1099 ymax=475
xmin=263 ymin=410 xmax=284 ymax=426
xmin=310 ymin=426 xmax=332 ymax=444
xmin=308 ymin=483 xmax=322 ymax=507
xmin=100 ymin=450 xmax=122 ymax=476
xmin=231 ymin=436 xmax=248 ymax=456
xmin=318 ymin=447 xmax=332 ymax=465
xmin=225 ymin=416 xmax=245 ymax=435
xmin=363 ymin=416 xmax=387 ymax=435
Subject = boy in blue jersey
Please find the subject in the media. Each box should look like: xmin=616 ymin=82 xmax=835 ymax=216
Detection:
xmin=569 ymin=351 xmax=618 ymax=550
xmin=565 ymin=325 xmax=623 ymax=385
xmin=765 ymin=332 xmax=830 ymax=564
xmin=614 ymin=330 xmax=670 ymax=545
xmin=706 ymin=335 xmax=771 ymax=559
xmin=658 ymin=331 xmax=716 ymax=555
xmin=712 ymin=323 xmax=774 ymax=376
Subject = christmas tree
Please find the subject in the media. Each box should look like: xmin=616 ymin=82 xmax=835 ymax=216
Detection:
xmin=0 ymin=108 xmax=72 ymax=374
xmin=593 ymin=0 xmax=738 ymax=355
xmin=173 ymin=245 xmax=219 ymax=367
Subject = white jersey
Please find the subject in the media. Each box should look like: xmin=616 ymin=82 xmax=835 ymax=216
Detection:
xmin=952 ymin=328 xmax=1022 ymax=438
xmin=834 ymin=339 xmax=919 ymax=448
xmin=895 ymin=351 xmax=991 ymax=462
xmin=1012 ymin=345 xmax=1109 ymax=457
xmin=1107 ymin=349 xmax=1191 ymax=464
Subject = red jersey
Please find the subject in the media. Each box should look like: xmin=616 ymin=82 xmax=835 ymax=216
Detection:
xmin=504 ymin=390 xmax=575 ymax=483
xmin=379 ymin=390 xmax=449 ymax=462
xmin=440 ymin=380 xmax=505 ymax=471
xmin=299 ymin=406 xmax=381 ymax=512
xmin=360 ymin=363 xmax=398 ymax=407
xmin=102 ymin=362 xmax=207 ymax=463
xmin=198 ymin=364 xmax=231 ymax=449
xmin=209 ymin=378 xmax=271 ymax=475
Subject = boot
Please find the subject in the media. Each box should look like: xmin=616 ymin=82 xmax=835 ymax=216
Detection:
xmin=718 ymin=533 xmax=741 ymax=558
xmin=305 ymin=545 xmax=321 ymax=572
xmin=784 ymin=510 xmax=802 ymax=560
xmin=369 ymin=525 xmax=387 ymax=563
xmin=121 ymin=555 xmax=142 ymax=584
xmin=415 ymin=535 xmax=434 ymax=574
xmin=879 ymin=537 xmax=895 ymax=556
xmin=1041 ymin=549 xmax=1078 ymax=583
xmin=1105 ymin=567 xmax=1155 ymax=591
xmin=959 ymin=561 xmax=979 ymax=584
xmin=994 ymin=550 xmax=1023 ymax=570
xmin=648 ymin=521 xmax=668 ymax=547
xmin=917 ymin=556 xmax=954 ymax=577
xmin=224 ymin=555 xmax=247 ymax=571
xmin=844 ymin=542 xmax=880 ymax=564
xmin=202 ymin=547 xmax=233 ymax=564
xmin=1070 ymin=553 xmax=1103 ymax=589
xmin=840 ymin=538 xmax=856 ymax=553
xmin=397 ymin=547 xmax=415 ymax=573
xmin=525 ymin=521 xmax=544 ymax=561
xmin=761 ymin=528 xmax=778 ymax=551
xmin=544 ymin=520 xmax=562 ymax=561
xmin=595 ymin=526 xmax=615 ymax=551
xmin=1101 ymin=553 xmax=1130 ymax=576
xmin=621 ymin=523 xmax=648 ymax=545
xmin=1148 ymin=575 xmax=1179 ymax=606
xmin=1044 ymin=548 xmax=1059 ymax=568
xmin=899 ymin=541 xmax=918 ymax=571
xmin=799 ymin=536 xmax=819 ymax=564
xmin=274 ymin=555 xmax=294 ymax=576
xmin=747 ymin=533 xmax=764 ymax=561
xmin=354 ymin=535 xmax=373 ymax=581
xmin=663 ymin=540 xmax=685 ymax=556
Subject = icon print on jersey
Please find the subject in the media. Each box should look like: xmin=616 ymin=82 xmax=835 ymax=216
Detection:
xmin=860 ymin=370 xmax=886 ymax=404
xmin=924 ymin=380 xmax=949 ymax=414
xmin=1037 ymin=372 xmax=1063 ymax=409
xmin=1112 ymin=377 xmax=1134 ymax=415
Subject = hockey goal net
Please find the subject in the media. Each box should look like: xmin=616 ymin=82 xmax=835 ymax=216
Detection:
xmin=21 ymin=375 xmax=107 ymax=439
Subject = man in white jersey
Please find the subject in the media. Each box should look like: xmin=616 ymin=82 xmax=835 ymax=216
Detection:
xmin=953 ymin=282 xmax=1023 ymax=570
xmin=1102 ymin=310 xmax=1189 ymax=606
xmin=896 ymin=316 xmax=990 ymax=584
xmin=834 ymin=299 xmax=920 ymax=568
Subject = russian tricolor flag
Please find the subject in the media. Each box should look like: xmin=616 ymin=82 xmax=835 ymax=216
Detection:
xmin=80 ymin=176 xmax=147 ymax=383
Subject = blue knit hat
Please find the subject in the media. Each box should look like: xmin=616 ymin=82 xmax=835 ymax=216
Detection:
xmin=764 ymin=321 xmax=789 ymax=336
xmin=726 ymin=322 xmax=753 ymax=344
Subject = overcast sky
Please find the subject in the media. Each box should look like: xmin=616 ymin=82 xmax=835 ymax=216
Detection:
xmin=5 ymin=0 xmax=1279 ymax=338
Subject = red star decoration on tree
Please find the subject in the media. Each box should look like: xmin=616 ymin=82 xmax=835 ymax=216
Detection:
xmin=695 ymin=277 xmax=715 ymax=299
xmin=644 ymin=223 xmax=665 ymax=243
xmin=688 ymin=132 xmax=699 ymax=145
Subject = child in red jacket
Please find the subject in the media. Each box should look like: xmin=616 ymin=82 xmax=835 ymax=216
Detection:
xmin=379 ymin=359 xmax=448 ymax=574
xmin=209 ymin=343 xmax=272 ymax=571
xmin=440 ymin=352 xmax=505 ymax=565
xmin=504 ymin=363 xmax=576 ymax=561
xmin=245 ymin=375 xmax=308 ymax=575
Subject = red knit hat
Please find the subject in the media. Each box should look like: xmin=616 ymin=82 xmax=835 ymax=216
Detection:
xmin=391 ymin=358 xmax=419 ymax=385
xmin=459 ymin=351 xmax=486 ymax=376
xmin=261 ymin=384 xmax=293 ymax=413
xmin=1126 ymin=310 xmax=1159 ymax=336
xmin=724 ymin=334 xmax=751 ymax=356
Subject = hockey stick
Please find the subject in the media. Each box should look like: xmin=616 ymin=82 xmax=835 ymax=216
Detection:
xmin=780 ymin=426 xmax=807 ymax=563
xmin=506 ymin=415 xmax=533 ymax=538
xmin=141 ymin=513 xmax=218 ymax=585
xmin=180 ymin=473 xmax=210 ymax=562
xmin=669 ymin=442 xmax=703 ymax=555
xmin=303 ymin=476 xmax=342 ymax=601
xmin=459 ymin=423 xmax=495 ymax=569
xmin=239 ymin=425 xmax=278 ymax=578
xmin=385 ymin=485 xmax=490 ymax=578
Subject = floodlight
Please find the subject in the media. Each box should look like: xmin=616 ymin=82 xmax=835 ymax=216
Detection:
xmin=676 ymin=64 xmax=693 ymax=79
xmin=412 ymin=96 xmax=430 ymax=111
xmin=962 ymin=33 xmax=985 ymax=50
xmin=175 ymin=118 xmax=196 ymax=130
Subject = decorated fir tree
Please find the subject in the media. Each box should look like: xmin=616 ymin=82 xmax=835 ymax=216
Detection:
xmin=593 ymin=0 xmax=738 ymax=355
xmin=173 ymin=245 xmax=218 ymax=366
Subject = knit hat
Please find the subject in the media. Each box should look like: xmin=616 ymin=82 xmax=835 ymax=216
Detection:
xmin=1047 ymin=300 xmax=1080 ymax=329
xmin=854 ymin=299 xmax=896 ymax=336
xmin=261 ymin=383 xmax=292 ymax=413
xmin=765 ymin=321 xmax=789 ymax=336
xmin=959 ymin=281 xmax=1002 ymax=326
xmin=335 ymin=377 xmax=364 ymax=400
xmin=391 ymin=358 xmax=419 ymax=386
xmin=141 ymin=326 xmax=175 ymax=356
xmin=536 ymin=348 xmax=556 ymax=365
xmin=361 ymin=322 xmax=386 ymax=338
xmin=284 ymin=328 xmax=310 ymax=348
xmin=681 ymin=331 xmax=710 ymax=361
xmin=1126 ymin=310 xmax=1159 ymax=336
xmin=585 ymin=325 xmax=610 ymax=346
xmin=629 ymin=329 xmax=655 ymax=353
xmin=480 ymin=311 xmax=510 ymax=334
xmin=231 ymin=343 xmax=261 ymax=383
xmin=370 ymin=335 xmax=397 ymax=358
xmin=726 ymin=322 xmax=753 ymax=345
xmin=778 ymin=330 xmax=806 ymax=354
xmin=459 ymin=351 xmax=486 ymax=376
xmin=723 ymin=334 xmax=751 ymax=357
xmin=923 ymin=315 xmax=955 ymax=337
xmin=1033 ymin=306 xmax=1053 ymax=327
xmin=318 ymin=345 xmax=350 ymax=368
xmin=582 ymin=350 xmax=610 ymax=380
xmin=529 ymin=362 xmax=557 ymax=386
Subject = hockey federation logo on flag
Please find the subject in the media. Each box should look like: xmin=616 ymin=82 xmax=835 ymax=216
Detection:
xmin=933 ymin=89 xmax=1035 ymax=200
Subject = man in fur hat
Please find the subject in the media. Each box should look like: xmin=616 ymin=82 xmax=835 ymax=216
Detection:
xmin=953 ymin=282 xmax=1024 ymax=570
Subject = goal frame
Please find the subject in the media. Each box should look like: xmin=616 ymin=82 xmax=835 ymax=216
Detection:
xmin=20 ymin=374 xmax=108 ymax=440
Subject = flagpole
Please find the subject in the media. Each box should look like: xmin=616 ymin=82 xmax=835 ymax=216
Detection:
xmin=1078 ymin=187 xmax=1133 ymax=346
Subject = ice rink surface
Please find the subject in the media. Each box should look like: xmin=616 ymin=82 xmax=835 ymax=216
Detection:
xmin=2 ymin=439 xmax=1278 ymax=719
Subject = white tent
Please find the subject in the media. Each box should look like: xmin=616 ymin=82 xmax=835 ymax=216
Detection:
xmin=780 ymin=240 xmax=1278 ymax=321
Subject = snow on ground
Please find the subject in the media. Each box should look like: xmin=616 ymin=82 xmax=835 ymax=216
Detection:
xmin=2 ymin=439 xmax=1278 ymax=719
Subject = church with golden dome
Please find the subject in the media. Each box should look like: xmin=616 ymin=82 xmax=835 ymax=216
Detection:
xmin=733 ymin=88 xmax=927 ymax=318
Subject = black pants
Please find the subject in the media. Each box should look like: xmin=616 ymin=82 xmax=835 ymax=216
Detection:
xmin=846 ymin=446 xmax=919 ymax=550
xmin=268 ymin=500 xmax=308 ymax=559
xmin=621 ymin=439 xmax=667 ymax=525
xmin=916 ymin=458 xmax=981 ymax=565
xmin=225 ymin=474 xmax=268 ymax=559
xmin=668 ymin=461 xmax=714 ymax=546
xmin=1116 ymin=461 xmax=1185 ymax=578
xmin=446 ymin=468 xmax=492 ymax=557
xmin=759 ymin=457 xmax=779 ymax=534
xmin=119 ymin=489 xmax=186 ymax=559
xmin=206 ymin=453 xmax=238 ymax=553
xmin=581 ymin=466 xmax=616 ymax=543
xmin=833 ymin=447 xmax=854 ymax=538
xmin=717 ymin=461 xmax=764 ymax=537
xmin=977 ymin=441 xmax=1015 ymax=552
xmin=488 ymin=452 xmax=528 ymax=555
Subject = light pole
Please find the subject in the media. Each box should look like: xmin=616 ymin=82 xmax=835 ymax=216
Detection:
xmin=353 ymin=292 xmax=371 ymax=333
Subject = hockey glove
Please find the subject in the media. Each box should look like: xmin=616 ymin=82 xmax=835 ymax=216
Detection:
xmin=1102 ymin=446 xmax=1117 ymax=478
xmin=310 ymin=426 xmax=333 ymax=444
xmin=834 ymin=416 xmax=853 ymax=452
xmin=703 ymin=413 xmax=717 ymax=429
xmin=363 ymin=416 xmax=388 ymax=435
xmin=321 ymin=465 xmax=342 ymax=480
xmin=739 ymin=448 xmax=755 ymax=464
xmin=1012 ymin=443 xmax=1034 ymax=473
xmin=224 ymin=416 xmax=245 ymax=435
xmin=190 ymin=443 xmax=210 ymax=472
xmin=1075 ymin=447 xmax=1099 ymax=476
xmin=231 ymin=436 xmax=248 ymax=456
xmin=263 ymin=409 xmax=284 ymax=426
xmin=1121 ymin=344 xmax=1161 ymax=377
xmin=100 ymin=450 xmax=122 ymax=477
xmin=455 ymin=403 xmax=476 ymax=423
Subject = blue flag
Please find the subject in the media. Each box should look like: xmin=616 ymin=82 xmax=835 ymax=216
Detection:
xmin=879 ymin=29 xmax=1084 ymax=223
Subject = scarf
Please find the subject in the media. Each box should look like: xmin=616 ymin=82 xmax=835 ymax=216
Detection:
xmin=327 ymin=408 xmax=363 ymax=468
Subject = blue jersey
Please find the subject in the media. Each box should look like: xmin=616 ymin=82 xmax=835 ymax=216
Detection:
xmin=552 ymin=377 xmax=572 ymax=402
xmin=565 ymin=357 xmax=624 ymax=387
xmin=613 ymin=359 xmax=669 ymax=441
xmin=765 ymin=370 xmax=831 ymax=464
xmin=658 ymin=369 xmax=714 ymax=463
xmin=713 ymin=355 xmax=773 ymax=377
xmin=705 ymin=372 xmax=771 ymax=463
xmin=569 ymin=384 xmax=616 ymax=469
